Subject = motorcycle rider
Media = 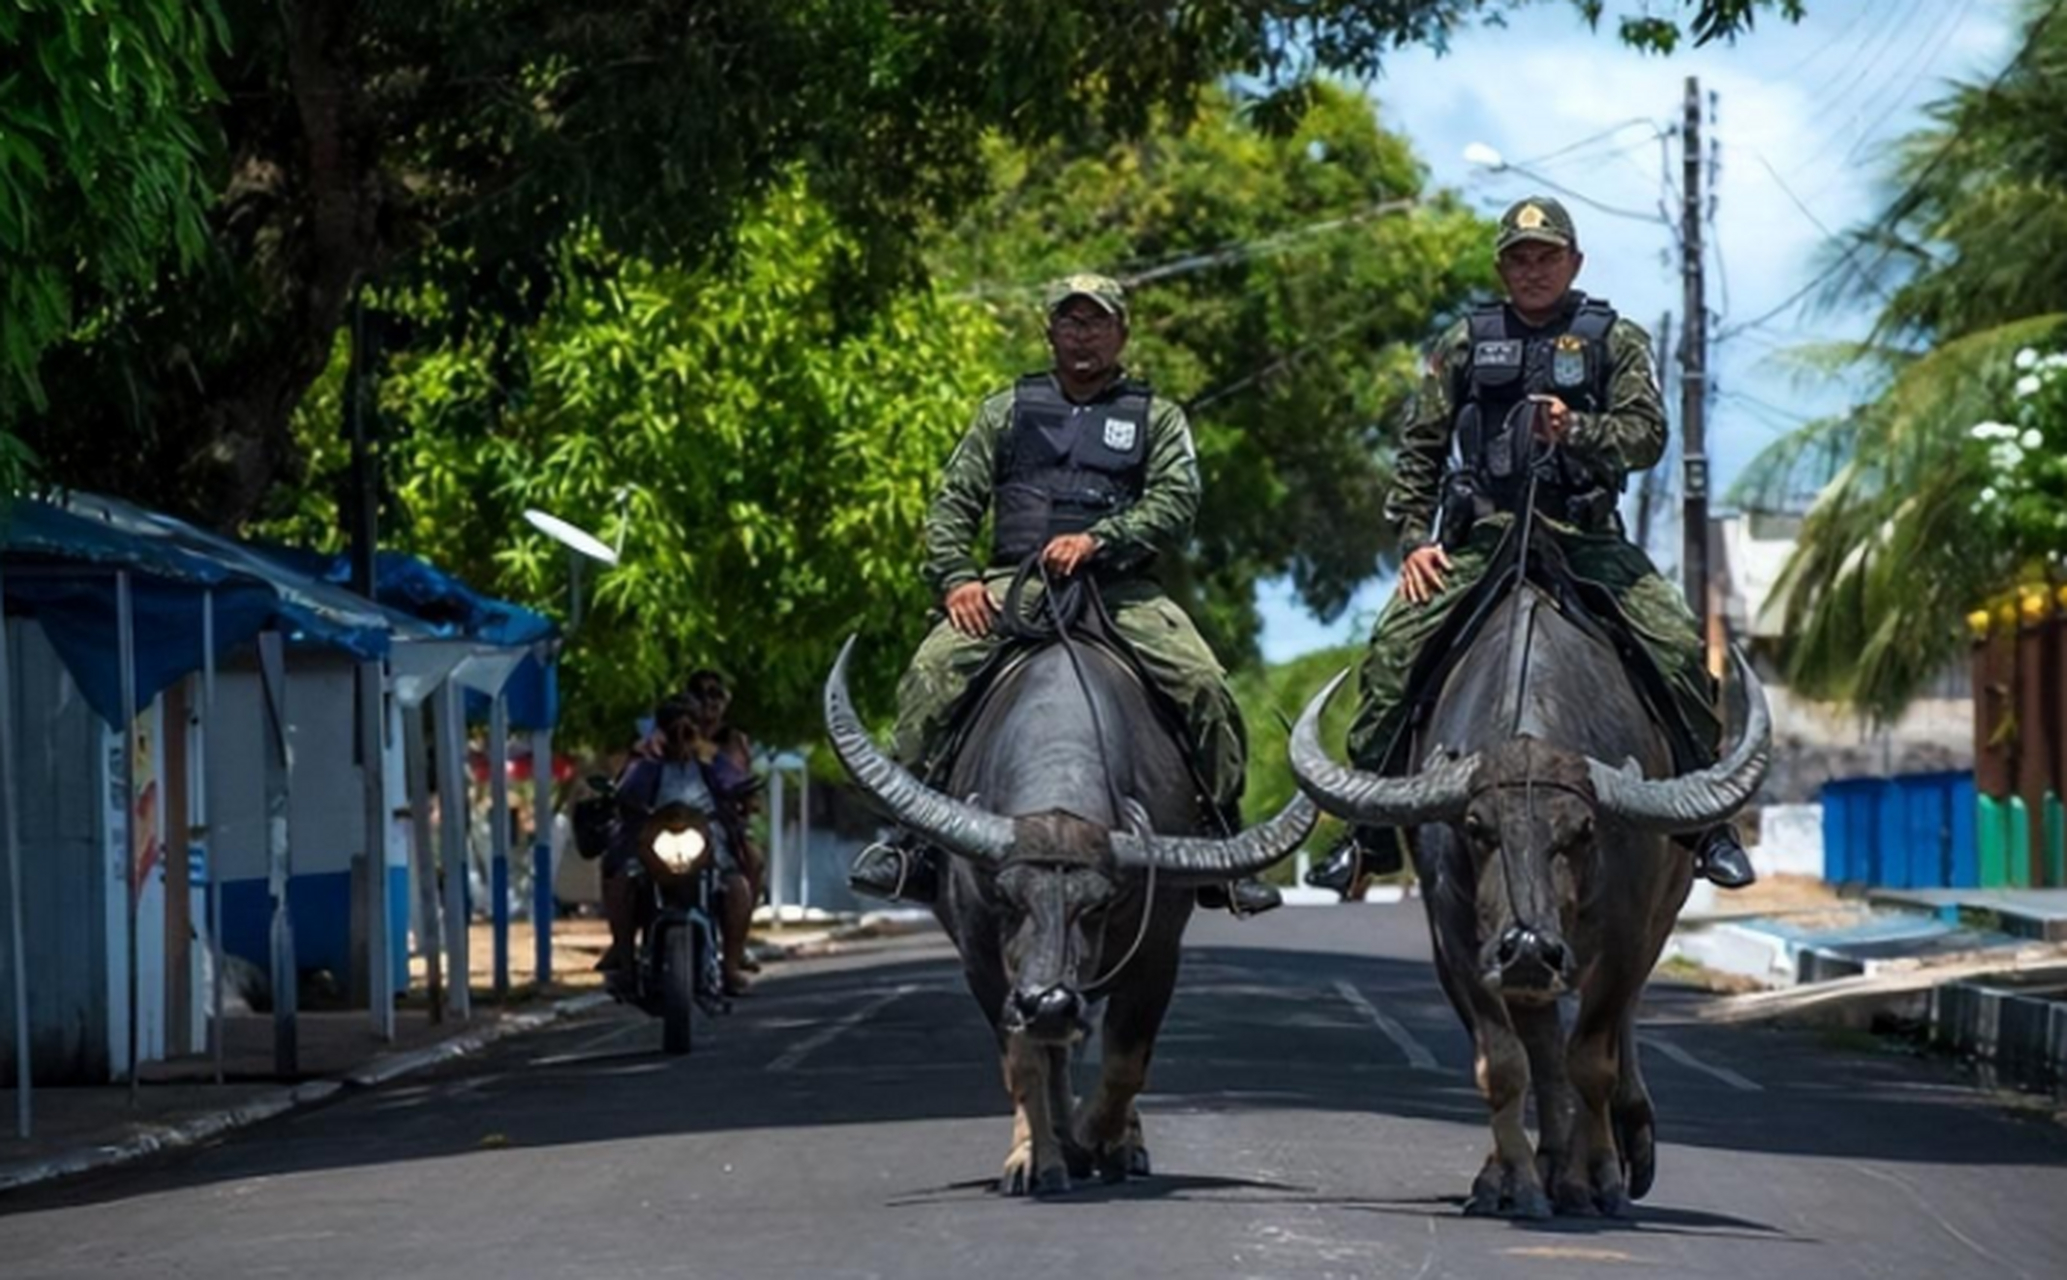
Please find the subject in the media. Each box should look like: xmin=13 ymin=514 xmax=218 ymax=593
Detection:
xmin=600 ymin=695 xmax=758 ymax=997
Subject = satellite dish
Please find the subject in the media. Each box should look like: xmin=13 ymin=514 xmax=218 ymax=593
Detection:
xmin=523 ymin=508 xmax=619 ymax=565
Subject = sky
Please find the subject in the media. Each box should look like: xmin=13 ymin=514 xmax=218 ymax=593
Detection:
xmin=1252 ymin=0 xmax=2020 ymax=661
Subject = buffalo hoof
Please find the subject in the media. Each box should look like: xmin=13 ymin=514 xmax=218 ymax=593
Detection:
xmin=1464 ymin=1160 xmax=1551 ymax=1220
xmin=1595 ymin=1185 xmax=1634 ymax=1219
xmin=1083 ymin=1140 xmax=1145 ymax=1184
xmin=1553 ymin=1179 xmax=1601 ymax=1218
xmin=1063 ymin=1140 xmax=1094 ymax=1182
xmin=1000 ymin=1146 xmax=1071 ymax=1198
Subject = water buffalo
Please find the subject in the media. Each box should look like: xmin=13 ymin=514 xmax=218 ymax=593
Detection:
xmin=1289 ymin=580 xmax=1769 ymax=1218
xmin=825 ymin=634 xmax=1315 ymax=1196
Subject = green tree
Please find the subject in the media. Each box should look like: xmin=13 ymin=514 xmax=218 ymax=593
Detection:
xmin=937 ymin=83 xmax=1493 ymax=661
xmin=15 ymin=0 xmax=1799 ymax=529
xmin=272 ymin=188 xmax=1006 ymax=746
xmin=1734 ymin=0 xmax=2067 ymax=719
xmin=0 ymin=0 xmax=225 ymax=485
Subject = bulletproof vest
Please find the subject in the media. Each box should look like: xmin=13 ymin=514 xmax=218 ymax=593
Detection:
xmin=991 ymin=373 xmax=1153 ymax=565
xmin=1451 ymin=295 xmax=1621 ymax=530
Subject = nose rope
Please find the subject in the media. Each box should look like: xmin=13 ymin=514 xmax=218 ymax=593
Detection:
xmin=1492 ymin=413 xmax=1554 ymax=944
xmin=1027 ymin=555 xmax=1156 ymax=999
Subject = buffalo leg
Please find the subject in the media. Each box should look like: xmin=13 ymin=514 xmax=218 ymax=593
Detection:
xmin=1075 ymin=959 xmax=1178 ymax=1182
xmin=1511 ymin=1000 xmax=1576 ymax=1194
xmin=1564 ymin=990 xmax=1636 ymax=1217
xmin=1612 ymin=1014 xmax=1658 ymax=1201
xmin=1465 ymin=1000 xmax=1551 ymax=1220
xmin=999 ymin=1036 xmax=1069 ymax=1197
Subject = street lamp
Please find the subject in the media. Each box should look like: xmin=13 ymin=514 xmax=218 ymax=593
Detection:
xmin=1462 ymin=141 xmax=1506 ymax=170
xmin=1460 ymin=140 xmax=1673 ymax=229
xmin=523 ymin=506 xmax=620 ymax=632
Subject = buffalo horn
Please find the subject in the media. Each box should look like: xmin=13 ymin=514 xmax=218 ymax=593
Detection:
xmin=1287 ymin=671 xmax=1478 ymax=825
xmin=1586 ymin=647 xmax=1772 ymax=834
xmin=1109 ymin=791 xmax=1319 ymax=883
xmin=823 ymin=635 xmax=1014 ymax=862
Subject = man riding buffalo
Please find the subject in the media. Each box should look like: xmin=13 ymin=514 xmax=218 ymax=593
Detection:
xmin=846 ymin=272 xmax=1281 ymax=917
xmin=1308 ymin=196 xmax=1757 ymax=897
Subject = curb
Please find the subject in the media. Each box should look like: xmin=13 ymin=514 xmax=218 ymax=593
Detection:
xmin=0 ymin=992 xmax=611 ymax=1197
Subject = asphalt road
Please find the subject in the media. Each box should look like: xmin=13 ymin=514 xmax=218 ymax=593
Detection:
xmin=4 ymin=904 xmax=2065 ymax=1280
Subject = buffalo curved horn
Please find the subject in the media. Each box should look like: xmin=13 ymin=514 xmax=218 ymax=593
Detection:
xmin=1586 ymin=647 xmax=1773 ymax=834
xmin=1109 ymin=791 xmax=1320 ymax=884
xmin=823 ymin=635 xmax=1013 ymax=863
xmin=1288 ymin=670 xmax=1478 ymax=825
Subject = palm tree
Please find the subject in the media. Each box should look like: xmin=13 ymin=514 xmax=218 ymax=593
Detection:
xmin=1734 ymin=0 xmax=2067 ymax=722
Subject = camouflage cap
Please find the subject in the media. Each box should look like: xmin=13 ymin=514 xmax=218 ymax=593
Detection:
xmin=1495 ymin=196 xmax=1578 ymax=254
xmin=1043 ymin=272 xmax=1128 ymax=320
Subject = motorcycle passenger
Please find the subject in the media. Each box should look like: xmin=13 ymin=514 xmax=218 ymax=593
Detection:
xmin=600 ymin=695 xmax=757 ymax=998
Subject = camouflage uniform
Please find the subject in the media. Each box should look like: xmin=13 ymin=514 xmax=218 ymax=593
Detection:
xmin=1345 ymin=298 xmax=1718 ymax=773
xmin=893 ymin=378 xmax=1247 ymax=813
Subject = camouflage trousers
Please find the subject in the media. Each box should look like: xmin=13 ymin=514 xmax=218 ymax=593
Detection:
xmin=1345 ymin=521 xmax=1720 ymax=772
xmin=892 ymin=573 xmax=1247 ymax=813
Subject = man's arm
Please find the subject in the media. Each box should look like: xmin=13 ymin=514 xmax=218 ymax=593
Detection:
xmin=1564 ymin=319 xmax=1667 ymax=475
xmin=1384 ymin=324 xmax=1467 ymax=549
xmin=920 ymin=394 xmax=1010 ymax=600
xmin=1086 ymin=397 xmax=1201 ymax=569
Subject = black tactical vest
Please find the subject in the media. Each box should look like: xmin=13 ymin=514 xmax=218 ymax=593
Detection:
xmin=1450 ymin=294 xmax=1622 ymax=531
xmin=991 ymin=373 xmax=1153 ymax=565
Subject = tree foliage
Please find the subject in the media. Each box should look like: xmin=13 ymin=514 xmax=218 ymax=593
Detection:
xmin=0 ymin=0 xmax=224 ymax=455
xmin=268 ymin=189 xmax=1004 ymax=746
xmin=1735 ymin=1 xmax=2067 ymax=719
xmin=13 ymin=0 xmax=1801 ymax=528
xmin=936 ymin=84 xmax=1493 ymax=662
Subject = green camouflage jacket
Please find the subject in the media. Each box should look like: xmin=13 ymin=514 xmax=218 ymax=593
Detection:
xmin=922 ymin=373 xmax=1200 ymax=600
xmin=1386 ymin=301 xmax=1666 ymax=548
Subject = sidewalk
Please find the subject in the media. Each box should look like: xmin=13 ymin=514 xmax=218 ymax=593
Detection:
xmin=1 ymin=910 xmax=940 ymax=1196
xmin=1667 ymin=879 xmax=2067 ymax=1094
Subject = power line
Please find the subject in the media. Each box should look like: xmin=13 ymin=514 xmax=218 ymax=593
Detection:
xmin=1715 ymin=0 xmax=2067 ymax=344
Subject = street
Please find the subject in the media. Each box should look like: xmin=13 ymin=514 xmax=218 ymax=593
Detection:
xmin=4 ymin=904 xmax=2064 ymax=1280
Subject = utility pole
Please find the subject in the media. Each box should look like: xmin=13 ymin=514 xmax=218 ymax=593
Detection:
xmin=1635 ymin=309 xmax=1673 ymax=556
xmin=1679 ymin=75 xmax=1710 ymax=636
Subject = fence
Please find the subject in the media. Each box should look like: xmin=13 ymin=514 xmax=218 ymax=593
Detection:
xmin=1970 ymin=586 xmax=2067 ymax=888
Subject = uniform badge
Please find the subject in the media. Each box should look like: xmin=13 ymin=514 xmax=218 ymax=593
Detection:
xmin=1552 ymin=334 xmax=1588 ymax=388
xmin=1474 ymin=339 xmax=1523 ymax=368
xmin=1515 ymin=203 xmax=1548 ymax=230
xmin=1103 ymin=417 xmax=1138 ymax=450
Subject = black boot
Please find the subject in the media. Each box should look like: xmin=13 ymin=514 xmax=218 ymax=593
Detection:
xmin=1685 ymin=825 xmax=1756 ymax=890
xmin=848 ymin=835 xmax=939 ymax=904
xmin=1196 ymin=877 xmax=1283 ymax=916
xmin=1305 ymin=827 xmax=1404 ymax=900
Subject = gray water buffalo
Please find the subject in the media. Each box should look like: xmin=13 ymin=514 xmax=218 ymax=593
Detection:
xmin=1289 ymin=582 xmax=1769 ymax=1218
xmin=825 ymin=635 xmax=1314 ymax=1196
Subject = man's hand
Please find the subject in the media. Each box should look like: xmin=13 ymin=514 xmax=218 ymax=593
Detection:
xmin=1041 ymin=532 xmax=1100 ymax=577
xmin=1401 ymin=543 xmax=1453 ymax=606
xmin=1529 ymin=394 xmax=1571 ymax=443
xmin=945 ymin=580 xmax=1000 ymax=638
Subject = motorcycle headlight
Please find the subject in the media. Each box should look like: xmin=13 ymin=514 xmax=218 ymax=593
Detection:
xmin=651 ymin=824 xmax=707 ymax=872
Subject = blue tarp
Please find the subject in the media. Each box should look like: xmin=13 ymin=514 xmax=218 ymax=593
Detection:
xmin=61 ymin=494 xmax=397 ymax=661
xmin=2 ymin=499 xmax=278 ymax=726
xmin=269 ymin=548 xmax=560 ymax=730
xmin=3 ymin=492 xmax=557 ymax=730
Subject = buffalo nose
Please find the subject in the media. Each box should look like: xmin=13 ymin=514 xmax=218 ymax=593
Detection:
xmin=1494 ymin=926 xmax=1571 ymax=985
xmin=1010 ymin=984 xmax=1083 ymax=1031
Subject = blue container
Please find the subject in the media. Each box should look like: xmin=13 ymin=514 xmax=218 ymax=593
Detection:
xmin=1819 ymin=771 xmax=1979 ymax=888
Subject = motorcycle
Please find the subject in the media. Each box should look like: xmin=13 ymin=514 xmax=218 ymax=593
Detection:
xmin=589 ymin=774 xmax=732 ymax=1053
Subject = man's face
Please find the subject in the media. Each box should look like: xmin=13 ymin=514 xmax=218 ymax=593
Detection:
xmin=688 ymin=680 xmax=728 ymax=731
xmin=1497 ymin=242 xmax=1583 ymax=317
xmin=1046 ymin=298 xmax=1127 ymax=381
